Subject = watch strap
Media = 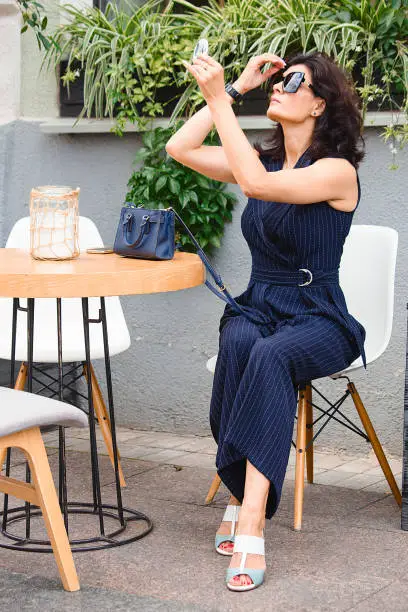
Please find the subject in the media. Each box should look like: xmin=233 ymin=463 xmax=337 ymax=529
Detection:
xmin=225 ymin=82 xmax=243 ymax=103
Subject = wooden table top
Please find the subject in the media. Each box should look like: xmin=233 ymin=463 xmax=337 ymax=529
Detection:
xmin=0 ymin=249 xmax=205 ymax=298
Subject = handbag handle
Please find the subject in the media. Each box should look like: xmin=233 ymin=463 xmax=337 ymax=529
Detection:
xmin=123 ymin=213 xmax=151 ymax=248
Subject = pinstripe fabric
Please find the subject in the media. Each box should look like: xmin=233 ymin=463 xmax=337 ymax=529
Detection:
xmin=209 ymin=147 xmax=366 ymax=519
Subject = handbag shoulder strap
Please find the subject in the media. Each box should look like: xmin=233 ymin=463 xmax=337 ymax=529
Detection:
xmin=167 ymin=207 xmax=268 ymax=324
xmin=168 ymin=207 xmax=225 ymax=287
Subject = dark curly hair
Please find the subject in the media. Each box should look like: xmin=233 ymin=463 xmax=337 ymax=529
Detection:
xmin=254 ymin=51 xmax=365 ymax=169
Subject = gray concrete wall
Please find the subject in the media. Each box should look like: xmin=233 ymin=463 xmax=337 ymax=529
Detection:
xmin=0 ymin=0 xmax=21 ymax=123
xmin=0 ymin=119 xmax=406 ymax=457
xmin=19 ymin=0 xmax=60 ymax=119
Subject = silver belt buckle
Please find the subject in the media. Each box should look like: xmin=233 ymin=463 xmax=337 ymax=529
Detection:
xmin=298 ymin=268 xmax=313 ymax=286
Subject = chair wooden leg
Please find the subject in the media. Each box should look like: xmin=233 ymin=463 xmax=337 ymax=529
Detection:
xmin=83 ymin=364 xmax=126 ymax=488
xmin=14 ymin=363 xmax=28 ymax=391
xmin=0 ymin=428 xmax=80 ymax=591
xmin=205 ymin=473 xmax=222 ymax=504
xmin=0 ymin=363 xmax=29 ymax=473
xmin=305 ymin=384 xmax=314 ymax=484
xmin=294 ymin=386 xmax=308 ymax=531
xmin=348 ymin=382 xmax=402 ymax=507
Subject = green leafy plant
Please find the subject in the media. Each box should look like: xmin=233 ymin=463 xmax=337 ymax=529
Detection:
xmin=125 ymin=123 xmax=238 ymax=252
xmin=168 ymin=0 xmax=365 ymax=123
xmin=168 ymin=0 xmax=407 ymax=167
xmin=42 ymin=0 xmax=195 ymax=134
xmin=319 ymin=0 xmax=408 ymax=169
xmin=41 ymin=0 xmax=407 ymax=168
xmin=42 ymin=0 xmax=407 ymax=130
xmin=17 ymin=0 xmax=55 ymax=50
xmin=248 ymin=0 xmax=361 ymax=67
xmin=167 ymin=0 xmax=269 ymax=122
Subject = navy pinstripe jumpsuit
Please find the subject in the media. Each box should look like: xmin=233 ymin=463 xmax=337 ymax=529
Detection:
xmin=209 ymin=147 xmax=366 ymax=519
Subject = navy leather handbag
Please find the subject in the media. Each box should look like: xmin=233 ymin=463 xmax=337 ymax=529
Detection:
xmin=113 ymin=203 xmax=275 ymax=329
xmin=114 ymin=203 xmax=175 ymax=260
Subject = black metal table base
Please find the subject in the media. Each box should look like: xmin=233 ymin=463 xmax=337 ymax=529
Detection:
xmin=1 ymin=296 xmax=153 ymax=551
xmin=0 ymin=503 xmax=152 ymax=552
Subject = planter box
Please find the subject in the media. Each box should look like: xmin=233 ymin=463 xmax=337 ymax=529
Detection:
xmin=352 ymin=61 xmax=404 ymax=112
xmin=59 ymin=61 xmax=186 ymax=119
xmin=59 ymin=60 xmax=86 ymax=118
xmin=236 ymin=87 xmax=269 ymax=116
xmin=59 ymin=60 xmax=403 ymax=120
xmin=149 ymin=83 xmax=187 ymax=116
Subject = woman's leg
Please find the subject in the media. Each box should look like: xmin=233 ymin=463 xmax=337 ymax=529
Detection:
xmin=219 ymin=317 xmax=359 ymax=522
xmin=210 ymin=314 xmax=263 ymax=446
xmin=227 ymin=459 xmax=269 ymax=588
xmin=210 ymin=315 xmax=263 ymax=553
xmin=221 ymin=317 xmax=359 ymax=588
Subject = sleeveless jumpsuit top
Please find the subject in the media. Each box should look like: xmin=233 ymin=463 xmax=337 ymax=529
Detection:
xmin=220 ymin=147 xmax=366 ymax=368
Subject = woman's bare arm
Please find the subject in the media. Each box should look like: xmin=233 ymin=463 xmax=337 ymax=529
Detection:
xmin=165 ymin=89 xmax=259 ymax=184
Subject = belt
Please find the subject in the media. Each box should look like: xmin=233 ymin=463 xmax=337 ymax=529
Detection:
xmin=250 ymin=267 xmax=339 ymax=287
xmin=199 ymin=245 xmax=340 ymax=333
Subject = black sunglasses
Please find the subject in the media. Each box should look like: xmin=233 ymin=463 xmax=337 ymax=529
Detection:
xmin=269 ymin=70 xmax=323 ymax=98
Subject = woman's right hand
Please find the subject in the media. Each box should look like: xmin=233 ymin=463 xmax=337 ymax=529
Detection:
xmin=233 ymin=54 xmax=286 ymax=95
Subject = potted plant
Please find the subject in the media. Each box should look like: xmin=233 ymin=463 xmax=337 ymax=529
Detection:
xmin=42 ymin=0 xmax=407 ymax=161
xmin=17 ymin=0 xmax=54 ymax=50
xmin=167 ymin=0 xmax=363 ymax=121
xmin=44 ymin=0 xmax=195 ymax=132
xmin=125 ymin=123 xmax=238 ymax=253
xmin=324 ymin=0 xmax=408 ymax=115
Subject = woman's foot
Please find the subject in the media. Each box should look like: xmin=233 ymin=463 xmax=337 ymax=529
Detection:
xmin=216 ymin=496 xmax=241 ymax=555
xmin=227 ymin=509 xmax=266 ymax=589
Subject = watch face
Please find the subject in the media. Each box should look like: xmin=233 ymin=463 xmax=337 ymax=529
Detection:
xmin=193 ymin=38 xmax=209 ymax=60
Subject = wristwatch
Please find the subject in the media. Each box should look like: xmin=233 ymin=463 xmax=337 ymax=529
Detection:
xmin=225 ymin=82 xmax=243 ymax=103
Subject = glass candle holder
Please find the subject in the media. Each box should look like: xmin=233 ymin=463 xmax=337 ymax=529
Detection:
xmin=30 ymin=186 xmax=80 ymax=260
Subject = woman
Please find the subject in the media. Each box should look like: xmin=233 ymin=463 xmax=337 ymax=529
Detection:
xmin=166 ymin=50 xmax=366 ymax=592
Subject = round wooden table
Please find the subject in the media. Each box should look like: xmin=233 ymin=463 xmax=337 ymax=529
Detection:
xmin=0 ymin=248 xmax=204 ymax=297
xmin=0 ymin=248 xmax=204 ymax=552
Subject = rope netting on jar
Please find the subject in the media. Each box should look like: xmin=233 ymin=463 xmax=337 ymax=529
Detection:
xmin=30 ymin=186 xmax=80 ymax=260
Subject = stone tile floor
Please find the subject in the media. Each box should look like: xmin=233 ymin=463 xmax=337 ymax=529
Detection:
xmin=0 ymin=426 xmax=406 ymax=611
xmin=43 ymin=425 xmax=403 ymax=496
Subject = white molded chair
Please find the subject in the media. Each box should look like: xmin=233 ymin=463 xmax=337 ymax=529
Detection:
xmin=0 ymin=217 xmax=130 ymax=486
xmin=205 ymin=225 xmax=402 ymax=528
xmin=0 ymin=387 xmax=89 ymax=591
xmin=0 ymin=216 xmax=130 ymax=362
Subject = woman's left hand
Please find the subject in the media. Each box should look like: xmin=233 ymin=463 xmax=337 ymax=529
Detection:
xmin=182 ymin=54 xmax=226 ymax=105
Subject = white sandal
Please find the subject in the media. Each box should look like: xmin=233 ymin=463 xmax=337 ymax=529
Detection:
xmin=226 ymin=531 xmax=265 ymax=592
xmin=214 ymin=504 xmax=241 ymax=556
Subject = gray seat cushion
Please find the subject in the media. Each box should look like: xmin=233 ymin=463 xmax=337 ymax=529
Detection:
xmin=0 ymin=387 xmax=88 ymax=438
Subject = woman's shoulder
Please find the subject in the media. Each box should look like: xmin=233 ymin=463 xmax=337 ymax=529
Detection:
xmin=317 ymin=152 xmax=355 ymax=168
xmin=313 ymin=152 xmax=358 ymax=177
xmin=314 ymin=153 xmax=361 ymax=213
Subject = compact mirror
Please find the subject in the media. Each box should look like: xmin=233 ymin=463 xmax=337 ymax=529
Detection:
xmin=192 ymin=38 xmax=209 ymax=61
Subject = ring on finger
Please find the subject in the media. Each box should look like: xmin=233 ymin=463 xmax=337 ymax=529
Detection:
xmin=193 ymin=60 xmax=208 ymax=70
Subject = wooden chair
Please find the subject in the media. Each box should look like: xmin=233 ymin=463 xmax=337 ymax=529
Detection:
xmin=204 ymin=225 xmax=402 ymax=530
xmin=0 ymin=386 xmax=88 ymax=591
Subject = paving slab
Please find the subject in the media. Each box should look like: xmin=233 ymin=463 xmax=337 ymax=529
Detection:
xmin=0 ymin=487 xmax=395 ymax=612
xmin=276 ymin=476 xmax=389 ymax=522
xmin=113 ymin=462 xmax=222 ymax=508
xmin=332 ymin=472 xmax=397 ymax=490
xmin=349 ymin=578 xmax=408 ymax=611
xmin=0 ymin=568 xmax=209 ymax=612
xmin=0 ymin=448 xmax=406 ymax=611
xmin=328 ymin=491 xmax=402 ymax=533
